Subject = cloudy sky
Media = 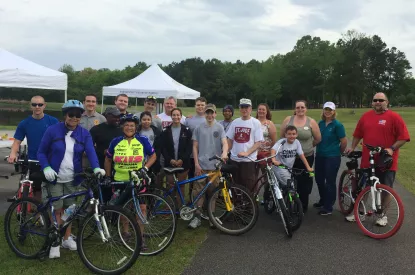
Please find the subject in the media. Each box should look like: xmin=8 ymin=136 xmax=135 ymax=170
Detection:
xmin=1 ymin=0 xmax=414 ymax=71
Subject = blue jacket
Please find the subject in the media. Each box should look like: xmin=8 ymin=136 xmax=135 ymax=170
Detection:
xmin=37 ymin=122 xmax=100 ymax=185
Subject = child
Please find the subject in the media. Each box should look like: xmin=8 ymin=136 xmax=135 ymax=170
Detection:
xmin=270 ymin=125 xmax=313 ymax=187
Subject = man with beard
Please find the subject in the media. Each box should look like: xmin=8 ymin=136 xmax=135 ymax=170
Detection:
xmin=345 ymin=92 xmax=410 ymax=225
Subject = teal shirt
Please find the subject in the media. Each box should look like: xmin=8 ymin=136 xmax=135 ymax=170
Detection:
xmin=316 ymin=119 xmax=346 ymax=157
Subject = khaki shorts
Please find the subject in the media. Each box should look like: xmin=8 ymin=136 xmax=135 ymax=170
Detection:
xmin=41 ymin=181 xmax=79 ymax=210
xmin=192 ymin=170 xmax=220 ymax=201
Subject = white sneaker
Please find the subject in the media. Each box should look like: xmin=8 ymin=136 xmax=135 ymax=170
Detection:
xmin=376 ymin=216 xmax=388 ymax=227
xmin=49 ymin=245 xmax=60 ymax=259
xmin=345 ymin=213 xmax=355 ymax=222
xmin=62 ymin=237 xmax=77 ymax=250
xmin=188 ymin=217 xmax=201 ymax=229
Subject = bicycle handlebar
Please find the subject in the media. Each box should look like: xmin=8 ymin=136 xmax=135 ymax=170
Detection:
xmin=276 ymin=165 xmax=315 ymax=177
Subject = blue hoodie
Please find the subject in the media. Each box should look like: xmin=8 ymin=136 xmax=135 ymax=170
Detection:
xmin=37 ymin=122 xmax=100 ymax=185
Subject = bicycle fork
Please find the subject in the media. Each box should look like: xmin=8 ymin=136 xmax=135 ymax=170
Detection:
xmin=91 ymin=199 xmax=109 ymax=242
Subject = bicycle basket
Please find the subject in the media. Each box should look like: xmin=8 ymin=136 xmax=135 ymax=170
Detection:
xmin=346 ymin=159 xmax=359 ymax=170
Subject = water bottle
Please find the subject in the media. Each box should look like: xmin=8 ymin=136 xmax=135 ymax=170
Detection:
xmin=109 ymin=190 xmax=120 ymax=205
xmin=61 ymin=204 xmax=76 ymax=221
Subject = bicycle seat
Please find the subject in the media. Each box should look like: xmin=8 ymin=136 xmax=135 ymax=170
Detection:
xmin=163 ymin=167 xmax=184 ymax=174
xmin=221 ymin=164 xmax=237 ymax=173
xmin=348 ymin=151 xmax=362 ymax=159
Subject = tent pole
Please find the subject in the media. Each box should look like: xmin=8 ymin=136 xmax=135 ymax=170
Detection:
xmin=101 ymin=94 xmax=104 ymax=114
xmin=64 ymin=89 xmax=67 ymax=102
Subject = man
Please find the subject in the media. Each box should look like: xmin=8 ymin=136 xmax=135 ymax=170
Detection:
xmin=219 ymin=105 xmax=234 ymax=132
xmin=115 ymin=94 xmax=129 ymax=115
xmin=80 ymin=94 xmax=106 ymax=131
xmin=185 ymin=97 xmax=208 ymax=192
xmin=157 ymin=96 xmax=185 ymax=128
xmin=345 ymin=92 xmax=410 ymax=225
xmin=90 ymin=107 xmax=124 ymax=202
xmin=8 ymin=96 xmax=59 ymax=201
xmin=134 ymin=95 xmax=162 ymax=131
xmin=189 ymin=104 xmax=228 ymax=229
xmin=226 ymin=98 xmax=263 ymax=191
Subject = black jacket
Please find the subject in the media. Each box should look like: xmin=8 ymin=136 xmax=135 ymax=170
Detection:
xmin=160 ymin=124 xmax=192 ymax=170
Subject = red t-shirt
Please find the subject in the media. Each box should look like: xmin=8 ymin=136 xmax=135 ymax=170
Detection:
xmin=353 ymin=110 xmax=410 ymax=171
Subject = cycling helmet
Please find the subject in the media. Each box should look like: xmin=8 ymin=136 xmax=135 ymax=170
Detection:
xmin=377 ymin=150 xmax=393 ymax=170
xmin=120 ymin=114 xmax=139 ymax=125
xmin=62 ymin=100 xmax=85 ymax=113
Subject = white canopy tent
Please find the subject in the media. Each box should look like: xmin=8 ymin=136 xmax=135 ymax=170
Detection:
xmin=102 ymin=63 xmax=200 ymax=111
xmin=0 ymin=48 xmax=68 ymax=101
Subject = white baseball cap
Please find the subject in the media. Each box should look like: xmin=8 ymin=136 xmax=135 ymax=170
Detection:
xmin=323 ymin=102 xmax=336 ymax=110
xmin=239 ymin=98 xmax=252 ymax=107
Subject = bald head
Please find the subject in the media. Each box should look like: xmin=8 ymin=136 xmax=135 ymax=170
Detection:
xmin=373 ymin=92 xmax=388 ymax=101
xmin=372 ymin=92 xmax=388 ymax=114
xmin=31 ymin=95 xmax=45 ymax=103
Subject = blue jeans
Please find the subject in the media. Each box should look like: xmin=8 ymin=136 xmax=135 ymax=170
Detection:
xmin=315 ymin=156 xmax=341 ymax=212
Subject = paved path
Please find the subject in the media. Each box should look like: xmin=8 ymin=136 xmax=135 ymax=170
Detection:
xmin=183 ymin=157 xmax=415 ymax=275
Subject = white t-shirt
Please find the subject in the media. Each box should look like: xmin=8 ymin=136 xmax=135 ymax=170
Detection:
xmin=57 ymin=131 xmax=75 ymax=183
xmin=226 ymin=117 xmax=264 ymax=162
xmin=157 ymin=112 xmax=186 ymax=129
xmin=272 ymin=138 xmax=304 ymax=168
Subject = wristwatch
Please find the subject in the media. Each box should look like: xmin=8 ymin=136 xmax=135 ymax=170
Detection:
xmin=390 ymin=145 xmax=396 ymax=152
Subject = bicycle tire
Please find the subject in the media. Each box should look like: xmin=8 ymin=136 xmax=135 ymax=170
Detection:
xmin=77 ymin=205 xmax=142 ymax=275
xmin=338 ymin=170 xmax=357 ymax=215
xmin=207 ymin=183 xmax=258 ymax=236
xmin=263 ymin=184 xmax=276 ymax=214
xmin=148 ymin=186 xmax=177 ymax=212
xmin=123 ymin=192 xmax=177 ymax=256
xmin=285 ymin=193 xmax=303 ymax=232
xmin=4 ymin=198 xmax=50 ymax=259
xmin=354 ymin=184 xmax=404 ymax=239
xmin=277 ymin=198 xmax=293 ymax=238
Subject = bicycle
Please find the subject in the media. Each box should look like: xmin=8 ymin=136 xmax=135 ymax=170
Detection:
xmin=238 ymin=141 xmax=313 ymax=237
xmin=107 ymin=170 xmax=177 ymax=256
xmin=347 ymin=144 xmax=404 ymax=239
xmin=156 ymin=156 xmax=258 ymax=236
xmin=4 ymin=171 xmax=142 ymax=275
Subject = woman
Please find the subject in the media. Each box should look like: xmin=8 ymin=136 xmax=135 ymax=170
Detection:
xmin=314 ymin=102 xmax=347 ymax=215
xmin=104 ymin=114 xmax=157 ymax=250
xmin=256 ymin=103 xmax=277 ymax=203
xmin=280 ymin=100 xmax=321 ymax=212
xmin=37 ymin=100 xmax=105 ymax=259
xmin=160 ymin=108 xmax=192 ymax=206
xmin=138 ymin=111 xmax=162 ymax=174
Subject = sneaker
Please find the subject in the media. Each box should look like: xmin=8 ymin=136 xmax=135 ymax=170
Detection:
xmin=318 ymin=210 xmax=332 ymax=216
xmin=313 ymin=202 xmax=324 ymax=209
xmin=188 ymin=217 xmax=201 ymax=229
xmin=345 ymin=213 xmax=355 ymax=222
xmin=62 ymin=237 xmax=77 ymax=250
xmin=376 ymin=215 xmax=388 ymax=227
xmin=49 ymin=245 xmax=60 ymax=259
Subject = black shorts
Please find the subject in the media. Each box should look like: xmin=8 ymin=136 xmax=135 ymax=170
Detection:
xmin=375 ymin=169 xmax=396 ymax=187
xmin=25 ymin=163 xmax=44 ymax=192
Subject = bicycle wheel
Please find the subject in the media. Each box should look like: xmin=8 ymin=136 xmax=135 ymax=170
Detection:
xmin=354 ymin=184 xmax=404 ymax=239
xmin=207 ymin=183 xmax=258 ymax=236
xmin=277 ymin=198 xmax=293 ymax=238
xmin=284 ymin=193 xmax=303 ymax=232
xmin=263 ymin=184 xmax=276 ymax=214
xmin=4 ymin=198 xmax=49 ymax=259
xmin=338 ymin=170 xmax=357 ymax=215
xmin=124 ymin=192 xmax=176 ymax=256
xmin=77 ymin=205 xmax=141 ymax=275
xmin=148 ymin=186 xmax=177 ymax=212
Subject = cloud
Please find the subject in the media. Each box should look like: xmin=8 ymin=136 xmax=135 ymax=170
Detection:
xmin=0 ymin=0 xmax=414 ymax=72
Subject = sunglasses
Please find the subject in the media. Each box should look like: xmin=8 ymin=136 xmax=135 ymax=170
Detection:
xmin=147 ymin=96 xmax=157 ymax=100
xmin=373 ymin=99 xmax=386 ymax=103
xmin=31 ymin=103 xmax=44 ymax=107
xmin=67 ymin=111 xmax=82 ymax=118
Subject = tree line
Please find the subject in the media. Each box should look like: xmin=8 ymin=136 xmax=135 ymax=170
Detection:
xmin=1 ymin=30 xmax=414 ymax=109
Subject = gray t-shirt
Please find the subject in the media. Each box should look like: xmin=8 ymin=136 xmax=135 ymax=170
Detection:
xmin=80 ymin=112 xmax=107 ymax=131
xmin=134 ymin=112 xmax=162 ymax=132
xmin=185 ymin=115 xmax=206 ymax=133
xmin=172 ymin=125 xmax=181 ymax=160
xmin=193 ymin=122 xmax=226 ymax=170
xmin=140 ymin=128 xmax=155 ymax=146
xmin=272 ymin=138 xmax=304 ymax=168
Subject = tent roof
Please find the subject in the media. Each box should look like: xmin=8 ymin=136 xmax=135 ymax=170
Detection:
xmin=0 ymin=48 xmax=67 ymax=91
xmin=102 ymin=63 xmax=200 ymax=99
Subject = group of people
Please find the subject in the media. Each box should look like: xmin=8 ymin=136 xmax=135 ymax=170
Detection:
xmin=8 ymin=91 xmax=410 ymax=259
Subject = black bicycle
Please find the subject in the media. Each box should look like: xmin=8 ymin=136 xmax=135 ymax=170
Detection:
xmin=4 ymin=171 xmax=142 ymax=275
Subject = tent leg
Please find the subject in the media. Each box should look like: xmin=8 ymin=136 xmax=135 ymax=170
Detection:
xmin=64 ymin=89 xmax=67 ymax=102
xmin=101 ymin=94 xmax=104 ymax=114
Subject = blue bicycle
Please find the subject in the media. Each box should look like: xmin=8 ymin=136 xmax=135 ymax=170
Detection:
xmin=4 ymin=171 xmax=141 ymax=275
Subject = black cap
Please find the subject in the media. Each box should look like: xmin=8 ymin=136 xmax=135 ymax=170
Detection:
xmin=103 ymin=106 xmax=121 ymax=116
